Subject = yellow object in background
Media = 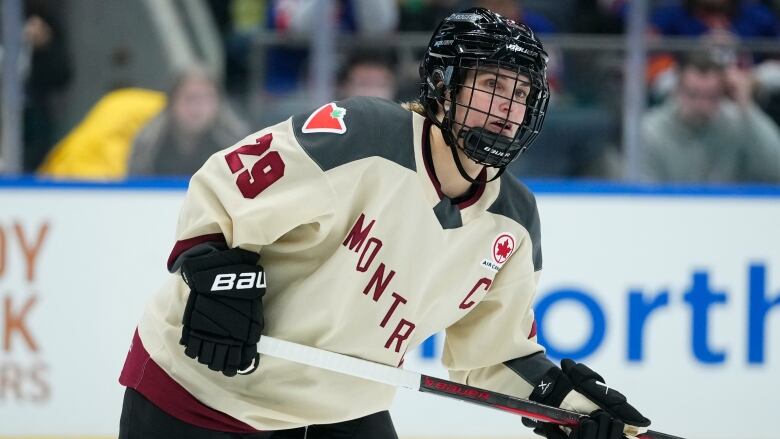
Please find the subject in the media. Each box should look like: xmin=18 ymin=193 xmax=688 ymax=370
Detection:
xmin=38 ymin=88 xmax=166 ymax=180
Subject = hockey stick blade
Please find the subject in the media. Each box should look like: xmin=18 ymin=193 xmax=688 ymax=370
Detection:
xmin=257 ymin=336 xmax=685 ymax=439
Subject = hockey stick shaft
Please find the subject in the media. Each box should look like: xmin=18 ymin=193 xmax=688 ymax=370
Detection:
xmin=417 ymin=375 xmax=682 ymax=439
xmin=256 ymin=336 xmax=684 ymax=439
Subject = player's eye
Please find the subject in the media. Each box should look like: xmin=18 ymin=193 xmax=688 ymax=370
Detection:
xmin=514 ymin=88 xmax=530 ymax=102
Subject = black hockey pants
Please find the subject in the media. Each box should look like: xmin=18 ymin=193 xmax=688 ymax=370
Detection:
xmin=119 ymin=387 xmax=399 ymax=439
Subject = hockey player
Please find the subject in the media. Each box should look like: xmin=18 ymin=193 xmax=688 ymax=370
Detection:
xmin=119 ymin=8 xmax=650 ymax=439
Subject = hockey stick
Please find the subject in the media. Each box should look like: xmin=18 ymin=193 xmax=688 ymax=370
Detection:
xmin=256 ymin=336 xmax=685 ymax=439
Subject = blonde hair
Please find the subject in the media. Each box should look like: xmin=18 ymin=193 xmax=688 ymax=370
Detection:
xmin=401 ymin=101 xmax=426 ymax=116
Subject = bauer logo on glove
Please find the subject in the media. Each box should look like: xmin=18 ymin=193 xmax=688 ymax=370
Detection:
xmin=210 ymin=271 xmax=266 ymax=291
xmin=179 ymin=247 xmax=266 ymax=377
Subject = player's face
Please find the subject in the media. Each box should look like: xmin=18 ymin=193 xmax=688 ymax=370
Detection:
xmin=453 ymin=67 xmax=530 ymax=139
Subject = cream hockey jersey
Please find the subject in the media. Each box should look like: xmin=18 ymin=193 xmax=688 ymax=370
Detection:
xmin=123 ymin=96 xmax=546 ymax=431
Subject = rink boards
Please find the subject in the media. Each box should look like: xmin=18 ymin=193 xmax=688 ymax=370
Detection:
xmin=0 ymin=178 xmax=778 ymax=439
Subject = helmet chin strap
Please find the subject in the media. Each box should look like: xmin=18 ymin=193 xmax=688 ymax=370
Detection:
xmin=448 ymin=128 xmax=507 ymax=185
xmin=426 ymin=97 xmax=507 ymax=186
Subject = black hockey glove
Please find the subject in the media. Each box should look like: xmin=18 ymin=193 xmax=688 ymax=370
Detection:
xmin=179 ymin=247 xmax=265 ymax=377
xmin=522 ymin=411 xmax=627 ymax=439
xmin=523 ymin=359 xmax=650 ymax=439
xmin=557 ymin=359 xmax=649 ymax=427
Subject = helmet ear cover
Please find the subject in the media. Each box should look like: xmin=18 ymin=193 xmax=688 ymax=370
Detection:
xmin=418 ymin=7 xmax=550 ymax=173
xmin=429 ymin=67 xmax=454 ymax=104
xmin=433 ymin=72 xmax=446 ymax=101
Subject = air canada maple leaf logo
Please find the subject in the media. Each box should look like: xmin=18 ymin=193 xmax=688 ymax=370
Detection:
xmin=492 ymin=233 xmax=516 ymax=264
xmin=302 ymin=103 xmax=347 ymax=134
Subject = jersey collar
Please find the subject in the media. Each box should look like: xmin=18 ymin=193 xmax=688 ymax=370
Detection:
xmin=420 ymin=118 xmax=486 ymax=210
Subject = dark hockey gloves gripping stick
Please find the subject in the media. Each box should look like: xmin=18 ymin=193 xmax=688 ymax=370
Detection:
xmin=524 ymin=359 xmax=650 ymax=439
xmin=179 ymin=248 xmax=265 ymax=377
xmin=523 ymin=411 xmax=629 ymax=439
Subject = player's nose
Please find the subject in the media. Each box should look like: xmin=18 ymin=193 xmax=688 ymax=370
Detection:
xmin=497 ymin=95 xmax=522 ymax=120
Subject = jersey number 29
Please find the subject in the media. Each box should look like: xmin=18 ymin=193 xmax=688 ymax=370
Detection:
xmin=224 ymin=133 xmax=285 ymax=199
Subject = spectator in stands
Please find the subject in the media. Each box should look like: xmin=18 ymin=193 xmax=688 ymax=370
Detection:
xmin=336 ymin=49 xmax=398 ymax=101
xmin=639 ymin=53 xmax=780 ymax=183
xmin=262 ymin=0 xmax=398 ymax=96
xmin=22 ymin=0 xmax=72 ymax=173
xmin=37 ymin=88 xmax=166 ymax=180
xmin=128 ymin=65 xmax=249 ymax=176
xmin=650 ymin=0 xmax=779 ymax=39
xmin=647 ymin=0 xmax=780 ymax=101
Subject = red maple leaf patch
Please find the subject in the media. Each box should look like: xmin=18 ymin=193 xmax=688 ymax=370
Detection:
xmin=497 ymin=239 xmax=512 ymax=259
xmin=492 ymin=233 xmax=516 ymax=264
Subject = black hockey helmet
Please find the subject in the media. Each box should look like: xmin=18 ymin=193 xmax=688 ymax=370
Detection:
xmin=420 ymin=8 xmax=550 ymax=176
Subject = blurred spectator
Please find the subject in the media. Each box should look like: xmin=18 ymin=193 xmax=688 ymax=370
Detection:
xmin=274 ymin=0 xmax=398 ymax=34
xmin=206 ymin=0 xmax=399 ymax=101
xmin=647 ymin=0 xmax=780 ymax=100
xmin=128 ymin=66 xmax=250 ymax=177
xmin=650 ymin=0 xmax=779 ymax=39
xmin=262 ymin=0 xmax=398 ymax=96
xmin=639 ymin=53 xmax=780 ymax=183
xmin=22 ymin=0 xmax=72 ymax=172
xmin=37 ymin=89 xmax=166 ymax=180
xmin=336 ymin=49 xmax=398 ymax=100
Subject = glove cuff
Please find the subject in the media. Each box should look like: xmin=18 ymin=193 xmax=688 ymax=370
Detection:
xmin=504 ymin=352 xmax=575 ymax=408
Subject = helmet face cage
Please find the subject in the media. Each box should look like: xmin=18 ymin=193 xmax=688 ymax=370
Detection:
xmin=420 ymin=8 xmax=550 ymax=169
xmin=445 ymin=57 xmax=548 ymax=168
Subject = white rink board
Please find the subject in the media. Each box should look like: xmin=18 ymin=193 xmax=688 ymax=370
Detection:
xmin=0 ymin=182 xmax=778 ymax=439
